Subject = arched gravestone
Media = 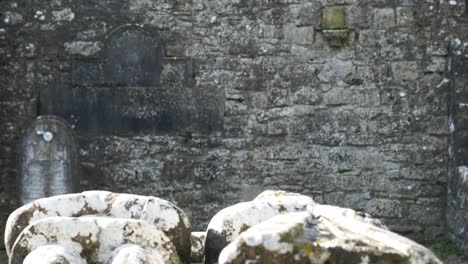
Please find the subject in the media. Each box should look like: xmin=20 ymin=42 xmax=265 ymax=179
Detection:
xmin=19 ymin=116 xmax=79 ymax=205
xmin=39 ymin=25 xmax=223 ymax=134
xmin=103 ymin=26 xmax=164 ymax=86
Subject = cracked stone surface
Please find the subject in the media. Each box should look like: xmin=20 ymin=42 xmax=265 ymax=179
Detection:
xmin=204 ymin=190 xmax=316 ymax=263
xmin=10 ymin=217 xmax=180 ymax=264
xmin=219 ymin=211 xmax=442 ymax=264
xmin=4 ymin=191 xmax=191 ymax=262
xmin=0 ymin=0 xmax=462 ymax=249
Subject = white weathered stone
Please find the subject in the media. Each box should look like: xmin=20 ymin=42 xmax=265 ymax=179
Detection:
xmin=313 ymin=204 xmax=387 ymax=229
xmin=23 ymin=245 xmax=86 ymax=264
xmin=204 ymin=190 xmax=316 ymax=263
xmin=5 ymin=191 xmax=191 ymax=262
xmin=9 ymin=217 xmax=180 ymax=264
xmin=219 ymin=211 xmax=442 ymax=264
xmin=52 ymin=8 xmax=75 ymax=22
xmin=64 ymin=41 xmax=101 ymax=56
xmin=105 ymin=244 xmax=164 ymax=264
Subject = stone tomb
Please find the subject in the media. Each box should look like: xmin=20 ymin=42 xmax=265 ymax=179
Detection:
xmin=5 ymin=191 xmax=191 ymax=263
xmin=40 ymin=25 xmax=223 ymax=134
xmin=18 ymin=115 xmax=79 ymax=205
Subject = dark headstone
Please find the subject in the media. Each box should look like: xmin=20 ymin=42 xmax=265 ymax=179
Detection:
xmin=103 ymin=26 xmax=164 ymax=86
xmin=40 ymin=25 xmax=223 ymax=135
xmin=18 ymin=116 xmax=79 ymax=205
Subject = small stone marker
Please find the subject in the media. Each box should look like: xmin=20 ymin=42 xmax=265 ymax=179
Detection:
xmin=18 ymin=115 xmax=79 ymax=205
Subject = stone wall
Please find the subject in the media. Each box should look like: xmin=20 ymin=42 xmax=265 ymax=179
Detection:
xmin=448 ymin=37 xmax=468 ymax=254
xmin=1 ymin=0 xmax=467 ymax=245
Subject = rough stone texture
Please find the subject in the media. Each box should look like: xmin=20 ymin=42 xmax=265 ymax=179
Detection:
xmin=205 ymin=190 xmax=316 ymax=263
xmin=9 ymin=217 xmax=180 ymax=264
xmin=0 ymin=0 xmax=463 ymax=247
xmin=19 ymin=115 xmax=79 ymax=205
xmin=191 ymin=232 xmax=206 ymax=263
xmin=204 ymin=190 xmax=386 ymax=263
xmin=0 ymin=250 xmax=8 ymax=263
xmin=23 ymin=245 xmax=86 ymax=264
xmin=4 ymin=191 xmax=191 ymax=262
xmin=105 ymin=244 xmax=165 ymax=264
xmin=448 ymin=37 xmax=468 ymax=254
xmin=219 ymin=211 xmax=442 ymax=264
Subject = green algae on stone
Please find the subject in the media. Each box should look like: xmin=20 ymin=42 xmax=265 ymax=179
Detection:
xmin=322 ymin=6 xmax=346 ymax=29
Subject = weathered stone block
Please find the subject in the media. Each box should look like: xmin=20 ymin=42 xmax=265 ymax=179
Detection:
xmin=9 ymin=217 xmax=180 ymax=264
xmin=391 ymin=61 xmax=419 ymax=81
xmin=282 ymin=24 xmax=314 ymax=45
xmin=105 ymin=244 xmax=165 ymax=264
xmin=23 ymin=245 xmax=86 ymax=264
xmin=219 ymin=211 xmax=442 ymax=264
xmin=204 ymin=190 xmax=316 ymax=264
xmin=322 ymin=6 xmax=346 ymax=29
xmin=323 ymin=88 xmax=352 ymax=105
xmin=5 ymin=191 xmax=191 ymax=262
xmin=373 ymin=8 xmax=396 ymax=28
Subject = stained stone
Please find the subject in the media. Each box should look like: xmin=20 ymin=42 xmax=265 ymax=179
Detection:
xmin=219 ymin=211 xmax=442 ymax=264
xmin=0 ymin=0 xmax=456 ymax=248
xmin=41 ymin=25 xmax=223 ymax=134
xmin=103 ymin=25 xmax=164 ymax=86
xmin=204 ymin=190 xmax=316 ymax=264
xmin=322 ymin=6 xmax=346 ymax=29
xmin=204 ymin=190 xmax=387 ymax=264
xmin=105 ymin=244 xmax=165 ymax=264
xmin=9 ymin=217 xmax=180 ymax=264
xmin=191 ymin=232 xmax=206 ymax=263
xmin=448 ymin=37 xmax=468 ymax=254
xmin=18 ymin=115 xmax=79 ymax=205
xmin=23 ymin=245 xmax=86 ymax=264
xmin=4 ymin=191 xmax=191 ymax=263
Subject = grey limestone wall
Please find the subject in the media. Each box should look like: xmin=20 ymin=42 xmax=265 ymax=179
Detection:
xmin=2 ymin=0 xmax=468 ymax=244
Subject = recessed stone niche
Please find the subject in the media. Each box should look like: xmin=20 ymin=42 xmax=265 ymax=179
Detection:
xmin=39 ymin=25 xmax=224 ymax=135
xmin=321 ymin=6 xmax=349 ymax=48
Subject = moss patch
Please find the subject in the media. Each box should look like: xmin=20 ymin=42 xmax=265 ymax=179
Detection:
xmin=322 ymin=6 xmax=346 ymax=29
xmin=428 ymin=238 xmax=468 ymax=262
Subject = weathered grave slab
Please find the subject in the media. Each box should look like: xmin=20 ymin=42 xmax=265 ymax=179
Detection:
xmin=9 ymin=217 xmax=180 ymax=264
xmin=18 ymin=115 xmax=79 ymax=205
xmin=4 ymin=191 xmax=191 ymax=262
xmin=204 ymin=190 xmax=316 ymax=264
xmin=103 ymin=25 xmax=164 ymax=86
xmin=204 ymin=190 xmax=386 ymax=264
xmin=219 ymin=212 xmax=442 ymax=264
